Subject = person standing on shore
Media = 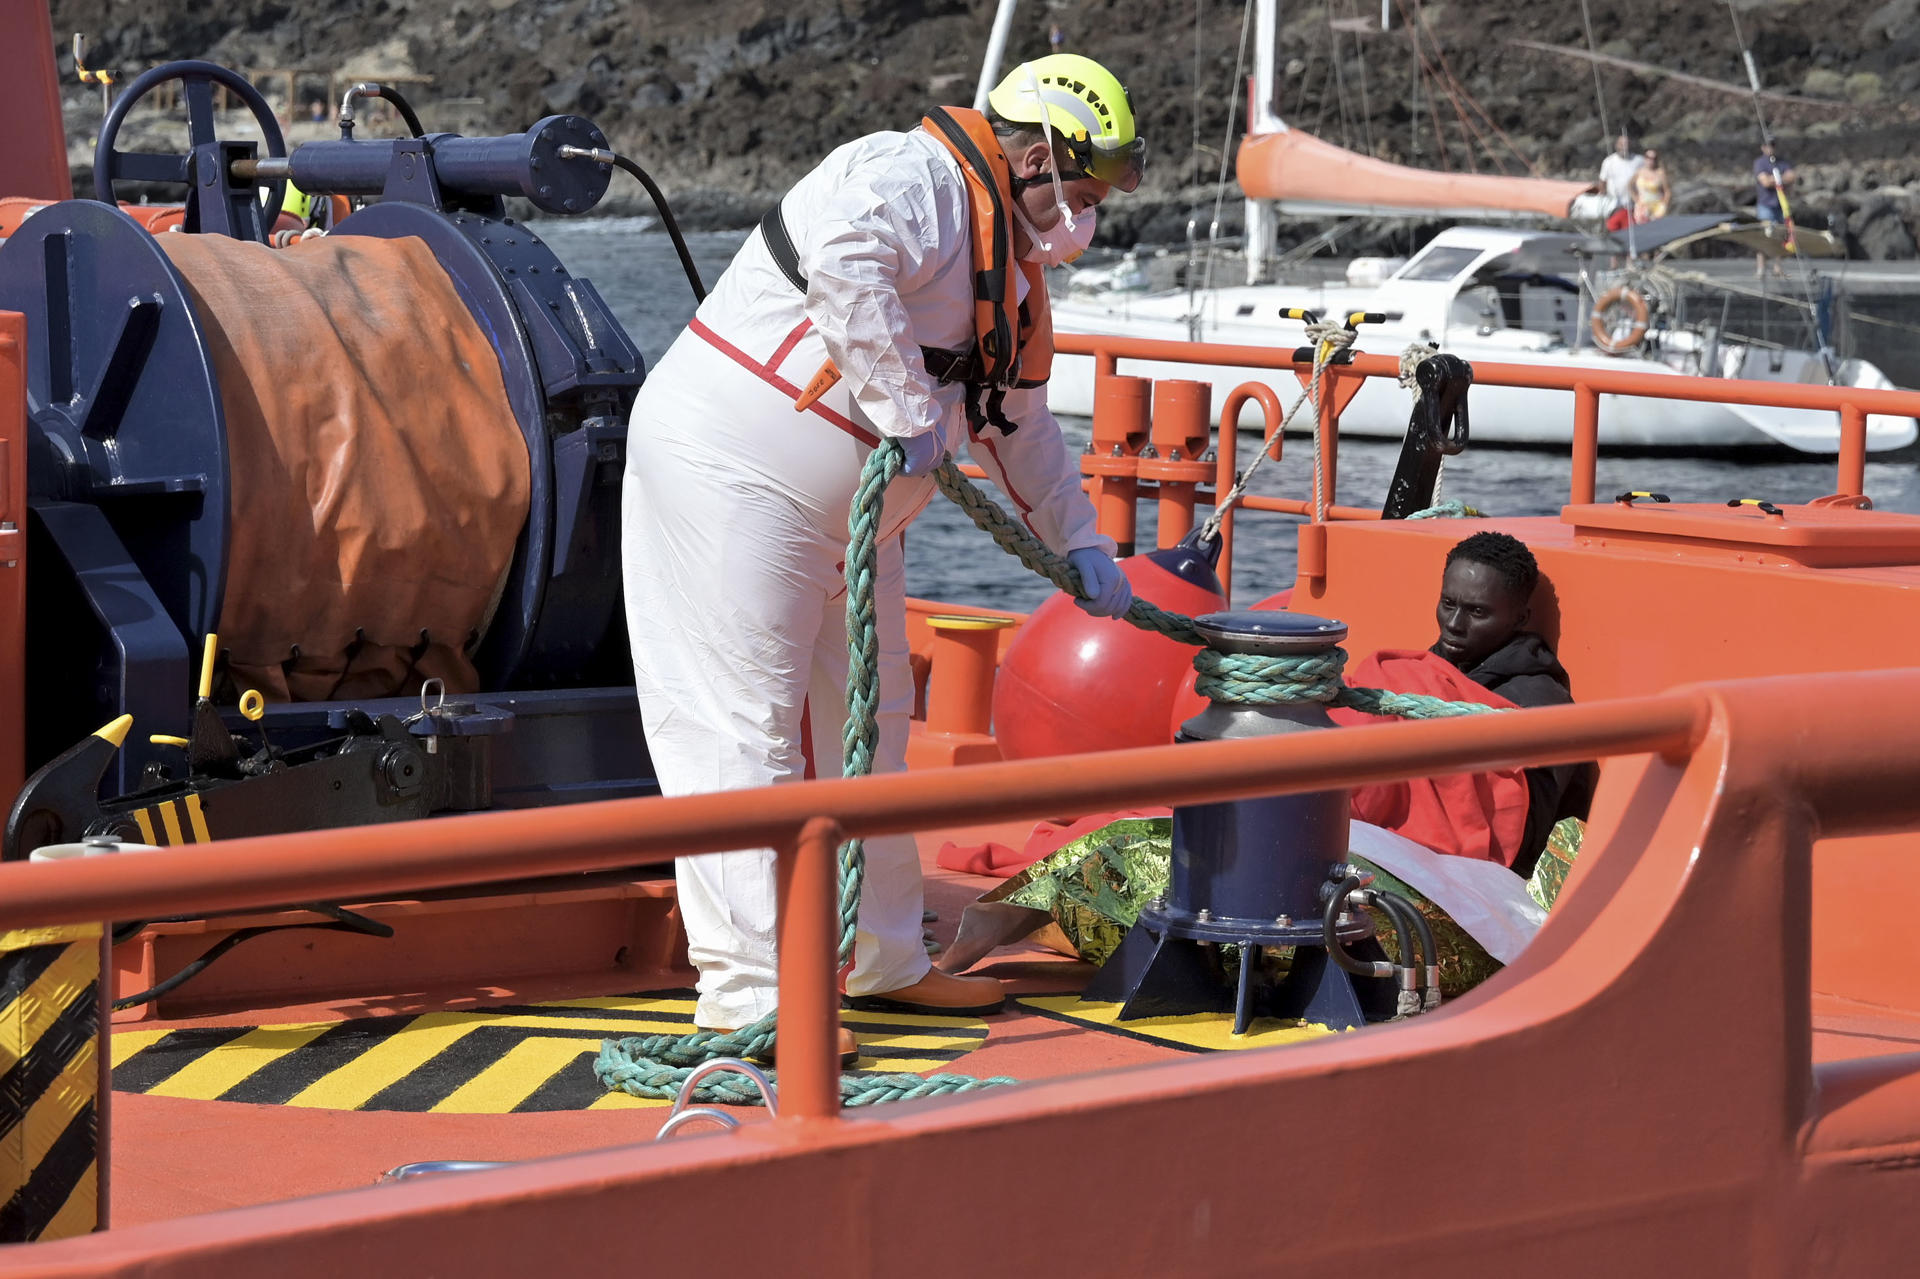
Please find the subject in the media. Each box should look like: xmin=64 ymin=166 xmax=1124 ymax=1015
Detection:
xmin=620 ymin=55 xmax=1146 ymax=1050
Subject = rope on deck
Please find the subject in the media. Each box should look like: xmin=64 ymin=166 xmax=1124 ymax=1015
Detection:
xmin=598 ymin=407 xmax=1490 ymax=1108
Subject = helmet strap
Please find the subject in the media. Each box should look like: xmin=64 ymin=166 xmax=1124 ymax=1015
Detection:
xmin=1020 ymin=63 xmax=1078 ymax=234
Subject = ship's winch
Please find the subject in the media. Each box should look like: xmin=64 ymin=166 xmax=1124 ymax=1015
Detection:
xmin=0 ymin=59 xmax=670 ymax=855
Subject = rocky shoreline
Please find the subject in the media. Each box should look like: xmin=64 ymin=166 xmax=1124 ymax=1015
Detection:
xmin=44 ymin=0 xmax=1920 ymax=259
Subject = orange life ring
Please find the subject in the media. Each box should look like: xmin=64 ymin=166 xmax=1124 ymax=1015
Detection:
xmin=1591 ymin=286 xmax=1649 ymax=355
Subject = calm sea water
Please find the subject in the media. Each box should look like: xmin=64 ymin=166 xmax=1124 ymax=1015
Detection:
xmin=541 ymin=217 xmax=1920 ymax=612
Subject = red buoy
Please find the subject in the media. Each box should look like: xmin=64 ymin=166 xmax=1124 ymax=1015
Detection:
xmin=993 ymin=542 xmax=1226 ymax=759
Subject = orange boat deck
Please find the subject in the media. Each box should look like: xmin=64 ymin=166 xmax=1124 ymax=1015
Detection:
xmin=87 ymin=807 xmax=1920 ymax=1227
xmin=101 ymin=822 xmax=1162 ymax=1225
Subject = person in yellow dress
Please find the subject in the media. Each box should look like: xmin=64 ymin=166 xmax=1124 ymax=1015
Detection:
xmin=1632 ymin=149 xmax=1671 ymax=223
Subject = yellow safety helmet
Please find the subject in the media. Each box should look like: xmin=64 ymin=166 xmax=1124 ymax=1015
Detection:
xmin=987 ymin=54 xmax=1144 ymax=192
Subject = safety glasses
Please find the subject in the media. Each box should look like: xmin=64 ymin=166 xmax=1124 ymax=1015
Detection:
xmin=1070 ymin=135 xmax=1145 ymax=192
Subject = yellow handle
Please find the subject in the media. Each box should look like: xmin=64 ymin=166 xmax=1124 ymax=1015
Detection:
xmin=198 ymin=633 xmax=219 ymax=700
xmin=93 ymin=715 xmax=133 ymax=748
xmin=149 ymin=734 xmax=190 ymax=748
xmin=239 ymin=690 xmax=266 ymax=721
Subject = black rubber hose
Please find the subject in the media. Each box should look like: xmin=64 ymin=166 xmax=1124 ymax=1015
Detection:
xmin=111 ymin=903 xmax=395 ymax=1011
xmin=611 ymin=153 xmax=708 ymax=303
xmin=1321 ymin=874 xmax=1386 ymax=978
xmin=1365 ymin=889 xmax=1419 ymax=972
xmin=1386 ymin=889 xmax=1442 ymax=1009
xmin=373 ymin=84 xmax=426 ymax=138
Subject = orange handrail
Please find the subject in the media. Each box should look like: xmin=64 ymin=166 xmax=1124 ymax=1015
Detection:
xmin=1056 ymin=332 xmax=1920 ymax=505
xmin=0 ymin=694 xmax=1704 ymax=932
xmin=0 ymin=692 xmax=1707 ymax=1121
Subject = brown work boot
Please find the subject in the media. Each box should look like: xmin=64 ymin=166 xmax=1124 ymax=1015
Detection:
xmin=847 ymin=969 xmax=1007 ymax=1017
xmin=706 ymin=1026 xmax=861 ymax=1069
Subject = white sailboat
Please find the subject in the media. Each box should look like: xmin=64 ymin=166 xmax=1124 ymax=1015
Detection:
xmin=1042 ymin=1 xmax=1916 ymax=454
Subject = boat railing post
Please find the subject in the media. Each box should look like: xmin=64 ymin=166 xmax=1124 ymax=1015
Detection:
xmin=775 ymin=816 xmax=843 ymax=1122
xmin=1140 ymin=379 xmax=1213 ymax=547
xmin=1572 ymin=382 xmax=1599 ymax=505
xmin=1838 ymin=402 xmax=1867 ymax=497
xmin=1085 ymin=374 xmax=1150 ymax=556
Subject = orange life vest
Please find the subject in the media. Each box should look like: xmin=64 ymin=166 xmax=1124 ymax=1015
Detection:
xmin=765 ymin=107 xmax=1057 ymax=432
xmin=918 ymin=106 xmax=1054 ymax=392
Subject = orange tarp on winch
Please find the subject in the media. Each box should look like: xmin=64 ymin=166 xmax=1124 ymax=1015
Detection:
xmin=157 ymin=234 xmax=531 ymax=701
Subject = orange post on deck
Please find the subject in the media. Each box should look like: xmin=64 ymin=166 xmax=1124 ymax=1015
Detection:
xmin=1137 ymin=379 xmax=1213 ymax=547
xmin=0 ymin=313 xmax=25 ymax=802
xmin=774 ymin=816 xmax=842 ymax=1122
xmin=1839 ymin=404 xmax=1868 ymax=498
xmin=1571 ymin=382 xmax=1599 ymax=505
xmin=905 ymin=614 xmax=1014 ymax=768
xmin=1083 ymin=374 xmax=1149 ymax=554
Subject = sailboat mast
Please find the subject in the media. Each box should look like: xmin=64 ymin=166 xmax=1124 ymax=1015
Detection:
xmin=1245 ymin=0 xmax=1282 ymax=284
xmin=974 ymin=0 xmax=1019 ymax=111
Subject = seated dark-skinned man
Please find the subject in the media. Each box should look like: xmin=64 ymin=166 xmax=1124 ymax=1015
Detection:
xmin=1331 ymin=530 xmax=1595 ymax=877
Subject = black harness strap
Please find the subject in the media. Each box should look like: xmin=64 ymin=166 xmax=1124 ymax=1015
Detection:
xmin=759 ymin=201 xmax=808 ymax=295
xmin=757 ymin=174 xmax=1025 ymax=434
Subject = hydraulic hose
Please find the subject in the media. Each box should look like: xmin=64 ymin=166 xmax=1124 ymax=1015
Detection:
xmin=1321 ymin=874 xmax=1392 ymax=980
xmin=1387 ymin=890 xmax=1442 ymax=1010
xmin=555 ymin=146 xmax=708 ymax=303
xmin=111 ymin=904 xmax=395 ymax=1011
xmin=1363 ymin=888 xmax=1423 ymax=1018
xmin=337 ymin=81 xmax=426 ymax=139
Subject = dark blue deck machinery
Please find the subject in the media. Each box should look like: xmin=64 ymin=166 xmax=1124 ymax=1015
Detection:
xmin=0 ymin=61 xmax=673 ymax=865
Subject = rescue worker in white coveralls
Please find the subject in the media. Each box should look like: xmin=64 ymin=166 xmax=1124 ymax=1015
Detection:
xmin=622 ymin=54 xmax=1146 ymax=1059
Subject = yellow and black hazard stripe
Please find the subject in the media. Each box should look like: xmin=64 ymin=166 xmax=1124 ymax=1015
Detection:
xmin=123 ymin=792 xmax=212 ymax=846
xmin=112 ymin=991 xmax=990 ymax=1114
xmin=1 ymin=924 xmax=104 ymax=1242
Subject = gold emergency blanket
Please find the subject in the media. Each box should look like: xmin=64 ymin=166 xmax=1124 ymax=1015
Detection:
xmin=159 ymin=234 xmax=530 ymax=700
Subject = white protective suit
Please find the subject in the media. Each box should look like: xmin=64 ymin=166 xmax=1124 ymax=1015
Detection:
xmin=623 ymin=125 xmax=1114 ymax=1028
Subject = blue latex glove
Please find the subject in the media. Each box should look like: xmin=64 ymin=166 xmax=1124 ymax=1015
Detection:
xmin=898 ymin=431 xmax=944 ymax=477
xmin=1066 ymin=547 xmax=1133 ymax=619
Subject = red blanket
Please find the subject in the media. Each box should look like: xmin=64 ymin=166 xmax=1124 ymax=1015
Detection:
xmin=1329 ymin=649 xmax=1530 ymax=865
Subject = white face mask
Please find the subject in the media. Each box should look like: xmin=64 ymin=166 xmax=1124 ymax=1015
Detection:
xmin=1012 ymin=197 xmax=1096 ymax=266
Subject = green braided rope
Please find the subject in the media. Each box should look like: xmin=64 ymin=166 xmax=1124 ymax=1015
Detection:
xmin=931 ymin=462 xmax=1206 ymax=646
xmin=597 ymin=442 xmax=1489 ymax=1106
xmin=932 ymin=459 xmax=1494 ymax=719
xmin=597 ymin=440 xmax=1018 ymax=1106
xmin=1192 ymin=648 xmax=1499 ymax=717
xmin=1407 ymin=500 xmax=1479 ymax=519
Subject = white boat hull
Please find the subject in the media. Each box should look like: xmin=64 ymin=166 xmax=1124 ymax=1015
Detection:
xmin=1049 ymin=349 xmax=1915 ymax=453
xmin=1046 ymin=232 xmax=1917 ymax=455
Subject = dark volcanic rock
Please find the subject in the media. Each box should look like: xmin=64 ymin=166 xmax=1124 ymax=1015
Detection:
xmin=1853 ymin=195 xmax=1920 ymax=260
xmin=44 ymin=0 xmax=1920 ymax=257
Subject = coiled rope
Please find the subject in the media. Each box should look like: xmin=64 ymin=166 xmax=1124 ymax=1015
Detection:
xmin=599 ymin=351 xmax=1489 ymax=1108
